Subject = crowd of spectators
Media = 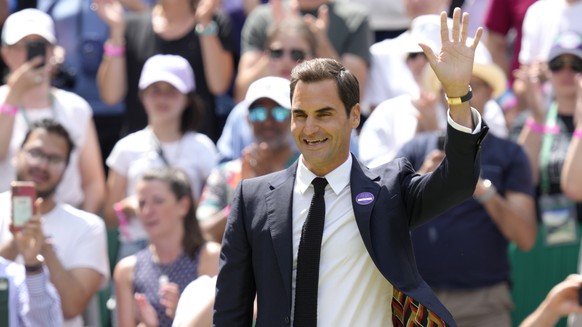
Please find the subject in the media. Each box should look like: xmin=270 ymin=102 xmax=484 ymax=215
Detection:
xmin=1 ymin=0 xmax=582 ymax=326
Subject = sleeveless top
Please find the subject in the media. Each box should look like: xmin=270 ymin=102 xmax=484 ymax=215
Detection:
xmin=133 ymin=248 xmax=201 ymax=326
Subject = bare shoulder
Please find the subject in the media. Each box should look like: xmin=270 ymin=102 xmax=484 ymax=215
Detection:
xmin=114 ymin=255 xmax=137 ymax=283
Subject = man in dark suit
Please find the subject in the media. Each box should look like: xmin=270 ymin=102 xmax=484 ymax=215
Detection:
xmin=214 ymin=8 xmax=487 ymax=327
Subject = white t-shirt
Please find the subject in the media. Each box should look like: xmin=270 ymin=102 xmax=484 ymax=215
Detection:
xmin=359 ymin=95 xmax=507 ymax=167
xmin=0 ymin=191 xmax=110 ymax=327
xmin=520 ymin=0 xmax=582 ymax=64
xmin=106 ymin=129 xmax=218 ymax=242
xmin=0 ymin=87 xmax=92 ymax=207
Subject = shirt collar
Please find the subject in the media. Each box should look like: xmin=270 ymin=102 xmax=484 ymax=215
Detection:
xmin=296 ymin=154 xmax=352 ymax=195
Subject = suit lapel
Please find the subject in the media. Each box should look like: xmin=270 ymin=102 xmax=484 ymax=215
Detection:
xmin=266 ymin=162 xmax=297 ymax=301
xmin=350 ymin=155 xmax=381 ymax=261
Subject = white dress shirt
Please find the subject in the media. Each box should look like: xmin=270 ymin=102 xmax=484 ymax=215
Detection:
xmin=292 ymin=155 xmax=393 ymax=326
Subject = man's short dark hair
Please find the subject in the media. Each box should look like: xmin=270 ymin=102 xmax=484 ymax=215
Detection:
xmin=289 ymin=58 xmax=360 ymax=115
xmin=20 ymin=119 xmax=75 ymax=163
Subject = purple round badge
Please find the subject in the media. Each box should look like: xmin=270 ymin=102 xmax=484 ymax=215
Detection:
xmin=355 ymin=192 xmax=374 ymax=205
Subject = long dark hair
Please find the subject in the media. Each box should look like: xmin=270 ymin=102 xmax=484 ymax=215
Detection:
xmin=140 ymin=167 xmax=204 ymax=259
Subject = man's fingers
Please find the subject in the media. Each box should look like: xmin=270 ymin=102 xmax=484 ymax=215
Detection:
xmin=460 ymin=12 xmax=469 ymax=43
xmin=440 ymin=11 xmax=450 ymax=44
xmin=451 ymin=8 xmax=461 ymax=42
xmin=471 ymin=27 xmax=484 ymax=49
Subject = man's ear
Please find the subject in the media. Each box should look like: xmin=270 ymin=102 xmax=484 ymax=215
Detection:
xmin=350 ymin=103 xmax=361 ymax=129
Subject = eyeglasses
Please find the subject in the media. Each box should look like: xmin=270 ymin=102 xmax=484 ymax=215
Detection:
xmin=269 ymin=48 xmax=307 ymax=61
xmin=23 ymin=148 xmax=66 ymax=170
xmin=248 ymin=106 xmax=290 ymax=123
xmin=548 ymin=56 xmax=582 ymax=73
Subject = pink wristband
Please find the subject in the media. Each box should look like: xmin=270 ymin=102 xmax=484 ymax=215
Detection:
xmin=525 ymin=117 xmax=559 ymax=134
xmin=0 ymin=103 xmax=18 ymax=117
xmin=114 ymin=202 xmax=131 ymax=240
xmin=574 ymin=129 xmax=582 ymax=139
xmin=104 ymin=43 xmax=125 ymax=57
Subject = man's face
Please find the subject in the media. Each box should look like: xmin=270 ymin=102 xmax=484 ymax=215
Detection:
xmin=291 ymin=79 xmax=360 ymax=176
xmin=15 ymin=129 xmax=68 ymax=199
xmin=248 ymin=98 xmax=291 ymax=149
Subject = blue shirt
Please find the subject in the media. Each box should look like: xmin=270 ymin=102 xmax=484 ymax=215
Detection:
xmin=0 ymin=257 xmax=62 ymax=327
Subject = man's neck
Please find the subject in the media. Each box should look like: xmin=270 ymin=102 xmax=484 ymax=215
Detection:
xmin=39 ymin=197 xmax=57 ymax=215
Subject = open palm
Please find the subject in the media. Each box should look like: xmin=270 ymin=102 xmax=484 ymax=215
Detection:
xmin=420 ymin=9 xmax=483 ymax=97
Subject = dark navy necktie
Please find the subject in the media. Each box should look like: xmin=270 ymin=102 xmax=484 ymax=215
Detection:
xmin=294 ymin=177 xmax=328 ymax=327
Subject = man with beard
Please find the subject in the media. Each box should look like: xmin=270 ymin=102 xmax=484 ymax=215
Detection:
xmin=0 ymin=119 xmax=109 ymax=327
xmin=197 ymin=76 xmax=299 ymax=243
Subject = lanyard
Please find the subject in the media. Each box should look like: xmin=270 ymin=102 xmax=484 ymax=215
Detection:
xmin=18 ymin=92 xmax=59 ymax=128
xmin=539 ymin=102 xmax=560 ymax=195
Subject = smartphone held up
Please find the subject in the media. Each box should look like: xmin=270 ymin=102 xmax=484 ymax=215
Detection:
xmin=11 ymin=181 xmax=36 ymax=231
xmin=26 ymin=40 xmax=47 ymax=68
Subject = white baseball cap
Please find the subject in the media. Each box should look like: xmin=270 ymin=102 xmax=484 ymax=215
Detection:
xmin=2 ymin=9 xmax=56 ymax=45
xmin=139 ymin=54 xmax=196 ymax=93
xmin=244 ymin=76 xmax=291 ymax=109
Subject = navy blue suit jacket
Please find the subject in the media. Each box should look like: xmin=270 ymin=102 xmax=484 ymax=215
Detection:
xmin=214 ymin=124 xmax=488 ymax=326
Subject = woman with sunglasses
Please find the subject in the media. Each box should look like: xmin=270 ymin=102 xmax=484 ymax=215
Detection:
xmin=511 ymin=31 xmax=582 ymax=321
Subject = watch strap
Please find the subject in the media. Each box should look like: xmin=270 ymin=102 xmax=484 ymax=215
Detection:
xmin=446 ymin=86 xmax=473 ymax=105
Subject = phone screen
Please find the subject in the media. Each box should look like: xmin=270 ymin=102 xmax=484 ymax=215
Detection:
xmin=26 ymin=40 xmax=47 ymax=67
xmin=11 ymin=181 xmax=36 ymax=229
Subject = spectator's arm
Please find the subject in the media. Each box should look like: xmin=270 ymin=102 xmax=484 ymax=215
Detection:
xmin=22 ymin=271 xmax=63 ymax=327
xmin=114 ymin=256 xmax=138 ymax=327
xmin=79 ymin=121 xmax=106 ymax=213
xmin=41 ymin=243 xmax=103 ymax=319
xmin=485 ymin=31 xmax=510 ymax=77
xmin=520 ymin=274 xmax=582 ymax=327
xmin=561 ymin=131 xmax=582 ymax=201
xmin=103 ymin=170 xmax=128 ymax=229
xmin=233 ymin=51 xmax=269 ymax=102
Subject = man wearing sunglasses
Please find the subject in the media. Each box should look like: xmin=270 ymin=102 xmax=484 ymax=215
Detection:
xmin=197 ymin=77 xmax=299 ymax=243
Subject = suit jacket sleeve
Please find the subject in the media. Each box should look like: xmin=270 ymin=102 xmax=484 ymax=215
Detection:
xmin=213 ymin=181 xmax=255 ymax=326
xmin=402 ymin=123 xmax=487 ymax=228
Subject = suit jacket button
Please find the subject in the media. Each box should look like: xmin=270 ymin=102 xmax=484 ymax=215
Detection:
xmin=284 ymin=316 xmax=290 ymax=324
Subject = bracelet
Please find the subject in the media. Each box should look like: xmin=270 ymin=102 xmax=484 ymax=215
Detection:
xmin=525 ymin=117 xmax=560 ymax=134
xmin=473 ymin=179 xmax=497 ymax=204
xmin=104 ymin=43 xmax=126 ymax=57
xmin=0 ymin=103 xmax=18 ymax=117
xmin=446 ymin=86 xmax=473 ymax=105
xmin=574 ymin=129 xmax=582 ymax=139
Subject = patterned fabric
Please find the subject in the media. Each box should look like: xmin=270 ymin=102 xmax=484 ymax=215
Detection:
xmin=392 ymin=287 xmax=447 ymax=327
xmin=133 ymin=248 xmax=201 ymax=326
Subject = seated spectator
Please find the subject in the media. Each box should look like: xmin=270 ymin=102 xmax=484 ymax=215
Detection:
xmin=0 ymin=205 xmax=62 ymax=327
xmin=0 ymin=9 xmax=105 ymax=213
xmin=197 ymin=76 xmax=299 ymax=242
xmin=519 ymin=274 xmax=582 ymax=327
xmin=104 ymin=54 xmax=218 ymax=260
xmin=0 ymin=119 xmax=109 ymax=327
xmin=217 ymin=17 xmax=315 ymax=161
xmin=95 ymin=0 xmax=235 ymax=141
xmin=234 ymin=0 xmax=371 ymax=102
xmin=114 ymin=167 xmax=220 ymax=327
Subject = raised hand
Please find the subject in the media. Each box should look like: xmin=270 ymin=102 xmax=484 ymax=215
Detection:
xmin=419 ymin=8 xmax=483 ymax=98
xmin=13 ymin=199 xmax=45 ymax=266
